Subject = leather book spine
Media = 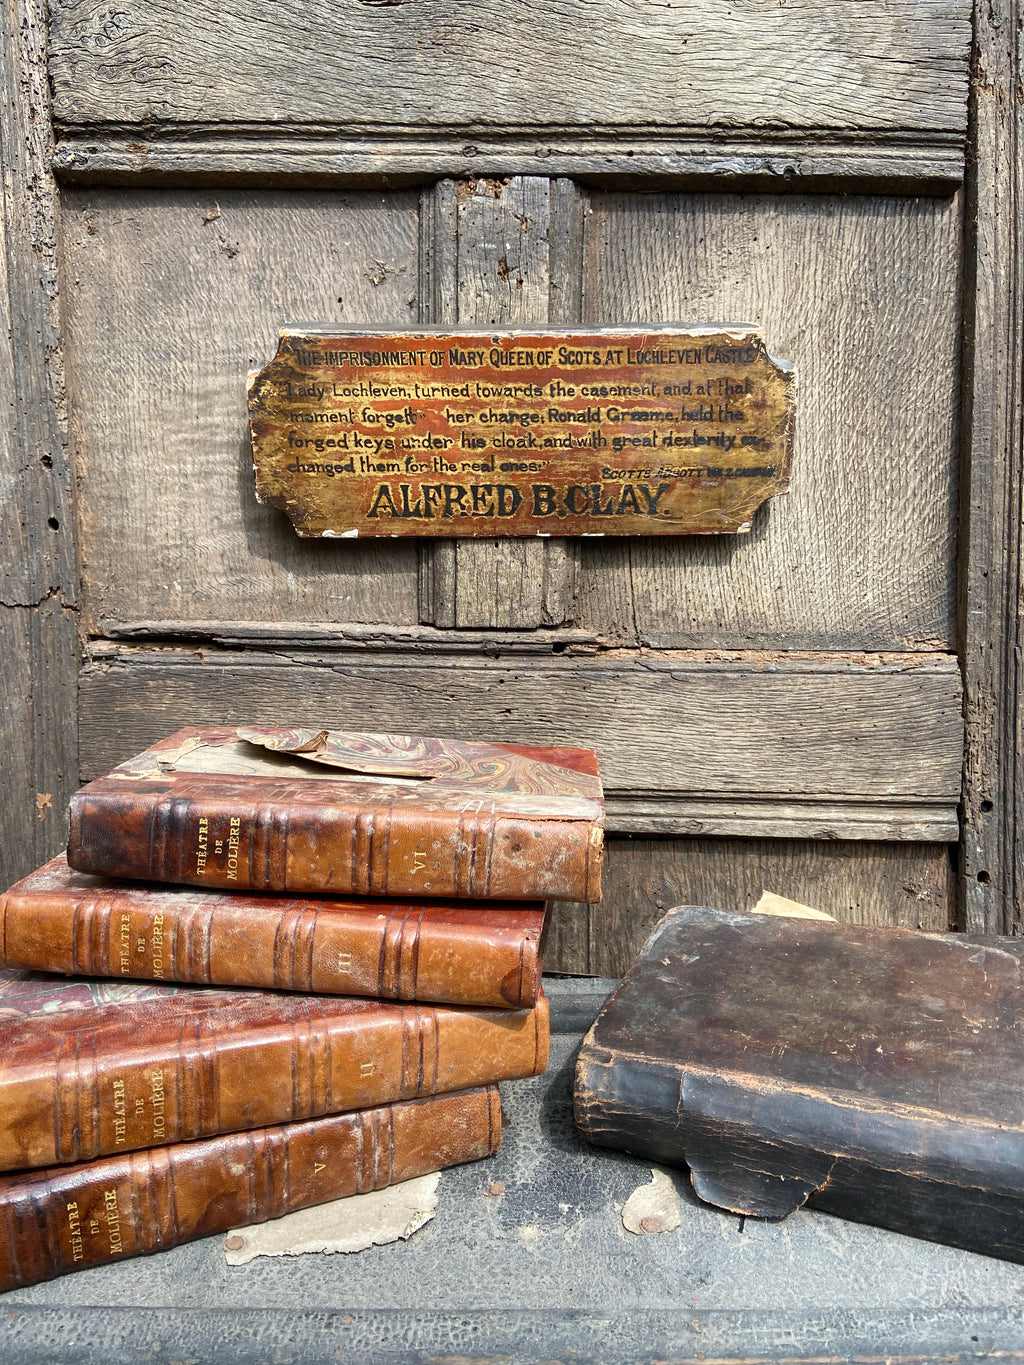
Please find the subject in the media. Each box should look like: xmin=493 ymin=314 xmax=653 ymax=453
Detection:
xmin=575 ymin=1041 xmax=853 ymax=1212
xmin=574 ymin=1045 xmax=687 ymax=1169
xmin=2 ymin=993 xmax=548 ymax=1171
xmin=68 ymin=784 xmax=603 ymax=903
xmin=0 ymin=880 xmax=545 ymax=1009
xmin=575 ymin=1044 xmax=1024 ymax=1263
xmin=0 ymin=1086 xmax=501 ymax=1292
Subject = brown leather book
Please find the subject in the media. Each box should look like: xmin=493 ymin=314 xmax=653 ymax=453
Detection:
xmin=575 ymin=907 xmax=1024 ymax=1263
xmin=67 ymin=725 xmax=604 ymax=902
xmin=0 ymin=1085 xmax=501 ymax=1292
xmin=0 ymin=966 xmax=547 ymax=1171
xmin=1 ymin=854 xmax=546 ymax=1009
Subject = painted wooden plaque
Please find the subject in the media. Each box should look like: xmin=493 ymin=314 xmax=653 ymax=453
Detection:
xmin=248 ymin=327 xmax=795 ymax=538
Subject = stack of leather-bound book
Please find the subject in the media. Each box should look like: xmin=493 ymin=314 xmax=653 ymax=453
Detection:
xmin=0 ymin=725 xmax=604 ymax=1291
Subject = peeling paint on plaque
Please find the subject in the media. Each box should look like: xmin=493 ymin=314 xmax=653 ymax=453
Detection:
xmin=248 ymin=326 xmax=795 ymax=538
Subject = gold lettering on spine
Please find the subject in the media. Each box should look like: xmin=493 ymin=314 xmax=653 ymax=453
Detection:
xmin=151 ymin=912 xmax=165 ymax=977
xmin=118 ymin=912 xmax=131 ymax=973
xmin=195 ymin=815 xmax=209 ymax=876
xmin=225 ymin=815 xmax=241 ymax=880
xmin=103 ymin=1188 xmax=124 ymax=1255
xmin=66 ymin=1201 xmax=84 ymax=1262
xmin=112 ymin=1077 xmax=127 ymax=1145
xmin=150 ymin=1068 xmax=166 ymax=1141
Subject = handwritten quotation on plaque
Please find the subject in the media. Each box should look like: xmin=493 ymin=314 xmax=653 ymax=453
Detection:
xmin=248 ymin=327 xmax=795 ymax=538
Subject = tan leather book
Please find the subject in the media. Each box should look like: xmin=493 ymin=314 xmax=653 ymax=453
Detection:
xmin=0 ymin=1086 xmax=501 ymax=1292
xmin=0 ymin=967 xmax=547 ymax=1171
xmin=1 ymin=854 xmax=546 ymax=1009
xmin=67 ymin=725 xmax=604 ymax=902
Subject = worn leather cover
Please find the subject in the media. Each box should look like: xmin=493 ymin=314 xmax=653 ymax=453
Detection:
xmin=0 ymin=966 xmax=547 ymax=1171
xmin=67 ymin=726 xmax=604 ymax=902
xmin=575 ymin=907 xmax=1024 ymax=1262
xmin=0 ymin=1085 xmax=501 ymax=1292
xmin=1 ymin=853 xmax=546 ymax=1009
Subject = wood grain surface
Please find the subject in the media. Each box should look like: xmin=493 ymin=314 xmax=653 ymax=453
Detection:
xmin=51 ymin=134 xmax=968 ymax=196
xmin=0 ymin=0 xmax=79 ymax=896
xmin=76 ymin=649 xmax=962 ymax=842
xmin=6 ymin=0 xmax=986 ymax=950
xmin=574 ymin=192 xmax=963 ymax=649
xmin=418 ymin=179 xmax=580 ymax=627
xmin=958 ymin=0 xmax=1024 ymax=933
xmin=47 ymin=0 xmax=970 ymax=139
xmin=61 ymin=188 xmax=422 ymax=632
xmin=546 ymin=837 xmax=954 ymax=975
xmin=63 ymin=185 xmax=962 ymax=649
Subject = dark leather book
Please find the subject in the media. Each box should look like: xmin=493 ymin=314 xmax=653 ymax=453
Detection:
xmin=575 ymin=906 xmax=1024 ymax=1262
xmin=0 ymin=967 xmax=547 ymax=1171
xmin=1 ymin=854 xmax=546 ymax=1009
xmin=0 ymin=1085 xmax=501 ymax=1292
xmin=67 ymin=725 xmax=604 ymax=902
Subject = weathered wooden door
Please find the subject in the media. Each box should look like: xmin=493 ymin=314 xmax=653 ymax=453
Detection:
xmin=4 ymin=0 xmax=1020 ymax=962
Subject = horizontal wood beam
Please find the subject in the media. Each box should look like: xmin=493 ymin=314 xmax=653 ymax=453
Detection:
xmin=78 ymin=648 xmax=962 ymax=842
xmin=101 ymin=620 xmax=604 ymax=654
xmin=604 ymin=798 xmax=956 ymax=843
xmin=52 ymin=134 xmax=965 ymax=193
xmin=47 ymin=1 xmax=970 ymax=142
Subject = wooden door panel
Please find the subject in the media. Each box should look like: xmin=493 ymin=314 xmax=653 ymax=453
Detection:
xmin=574 ymin=192 xmax=962 ymax=649
xmin=547 ymin=837 xmax=953 ymax=975
xmin=62 ymin=187 xmax=421 ymax=632
xmin=47 ymin=0 xmax=969 ymax=189
xmin=0 ymin=0 xmax=79 ymax=887
xmin=6 ymin=0 xmax=999 ymax=948
xmin=48 ymin=0 xmax=968 ymax=132
xmin=417 ymin=178 xmax=583 ymax=629
xmin=78 ymin=648 xmax=962 ymax=843
xmin=63 ymin=183 xmax=961 ymax=645
xmin=0 ymin=603 xmax=77 ymax=874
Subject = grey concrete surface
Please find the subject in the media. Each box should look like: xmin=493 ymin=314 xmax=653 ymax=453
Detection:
xmin=4 ymin=978 xmax=1024 ymax=1363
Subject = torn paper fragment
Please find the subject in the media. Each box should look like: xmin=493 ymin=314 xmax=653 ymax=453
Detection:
xmin=223 ymin=1172 xmax=440 ymax=1264
xmin=752 ymin=890 xmax=836 ymax=921
xmin=621 ymin=1168 xmax=681 ymax=1236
